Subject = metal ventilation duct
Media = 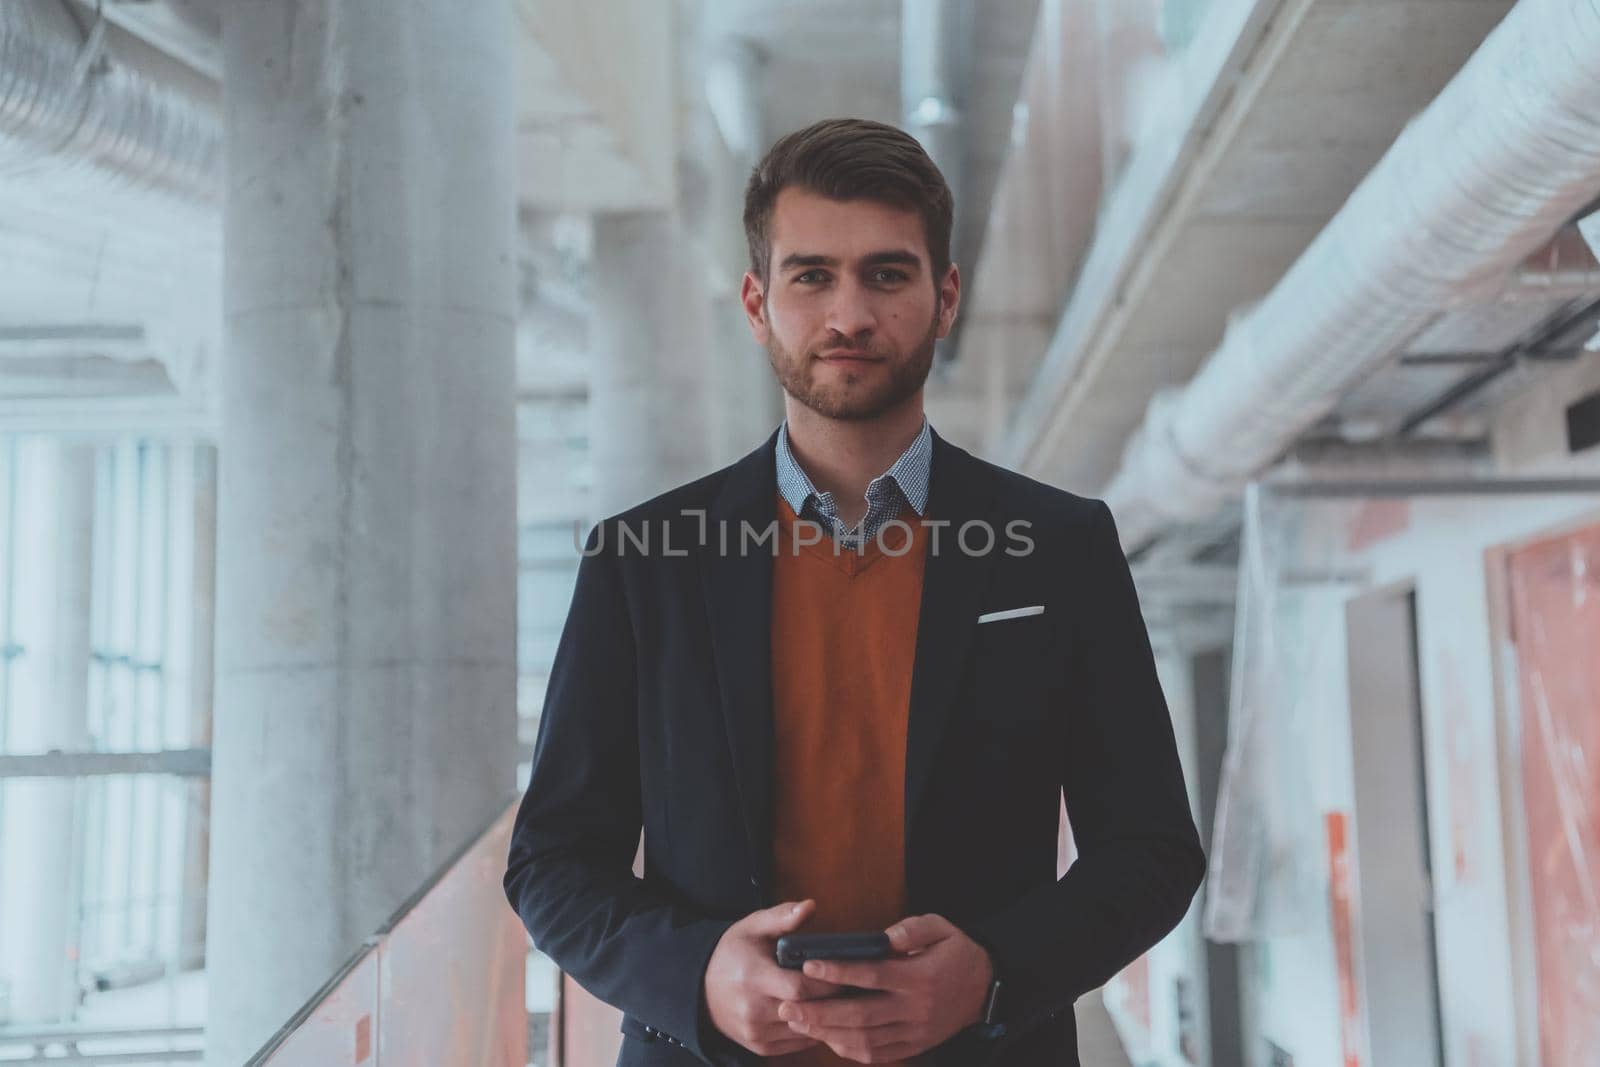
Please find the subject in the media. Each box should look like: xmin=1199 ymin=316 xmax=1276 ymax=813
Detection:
xmin=901 ymin=0 xmax=973 ymax=248
xmin=1102 ymin=0 xmax=1600 ymax=550
xmin=0 ymin=2 xmax=220 ymax=201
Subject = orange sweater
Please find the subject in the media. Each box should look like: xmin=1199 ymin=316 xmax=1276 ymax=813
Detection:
xmin=768 ymin=495 xmax=927 ymax=1067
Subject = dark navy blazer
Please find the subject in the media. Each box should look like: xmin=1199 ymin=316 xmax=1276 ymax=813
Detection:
xmin=504 ymin=425 xmax=1206 ymax=1066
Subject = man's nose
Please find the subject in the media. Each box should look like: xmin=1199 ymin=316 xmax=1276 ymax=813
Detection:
xmin=823 ymin=279 xmax=876 ymax=340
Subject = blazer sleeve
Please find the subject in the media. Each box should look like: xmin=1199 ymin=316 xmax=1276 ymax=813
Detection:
xmin=965 ymin=499 xmax=1207 ymax=1042
xmin=503 ymin=521 xmax=737 ymax=1063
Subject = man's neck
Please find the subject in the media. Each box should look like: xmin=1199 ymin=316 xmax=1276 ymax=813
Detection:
xmin=782 ymin=396 xmax=926 ymax=527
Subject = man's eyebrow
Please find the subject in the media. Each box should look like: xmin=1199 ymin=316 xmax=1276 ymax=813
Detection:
xmin=777 ymin=253 xmax=839 ymax=272
xmin=860 ymin=250 xmax=923 ymax=269
xmin=776 ymin=249 xmax=924 ymax=273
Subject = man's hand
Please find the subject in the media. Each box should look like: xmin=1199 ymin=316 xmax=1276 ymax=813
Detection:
xmin=776 ymin=913 xmax=994 ymax=1063
xmin=703 ymin=899 xmax=845 ymax=1056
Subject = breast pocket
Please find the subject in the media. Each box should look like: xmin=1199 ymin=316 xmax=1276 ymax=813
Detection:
xmin=972 ymin=608 xmax=1060 ymax=743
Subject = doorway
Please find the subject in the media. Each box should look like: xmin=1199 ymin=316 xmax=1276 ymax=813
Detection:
xmin=1344 ymin=587 xmax=1445 ymax=1067
xmin=1192 ymin=647 xmax=1245 ymax=1067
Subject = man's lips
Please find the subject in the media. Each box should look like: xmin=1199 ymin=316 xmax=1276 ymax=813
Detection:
xmin=817 ymin=351 xmax=882 ymax=362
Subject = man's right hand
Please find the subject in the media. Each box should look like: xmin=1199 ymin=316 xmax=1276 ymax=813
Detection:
xmin=704 ymin=898 xmax=844 ymax=1056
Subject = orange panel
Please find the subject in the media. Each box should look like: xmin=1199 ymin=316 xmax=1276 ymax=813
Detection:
xmin=258 ymin=953 xmax=380 ymax=1066
xmin=376 ymin=807 xmax=528 ymax=1067
xmin=1326 ymin=811 xmax=1361 ymax=1067
xmin=258 ymin=805 xmax=529 ymax=1067
xmin=1507 ymin=523 xmax=1600 ymax=1067
xmin=560 ymin=976 xmax=624 ymax=1067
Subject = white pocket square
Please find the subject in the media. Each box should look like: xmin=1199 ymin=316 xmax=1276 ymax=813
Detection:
xmin=977 ymin=605 xmax=1045 ymax=623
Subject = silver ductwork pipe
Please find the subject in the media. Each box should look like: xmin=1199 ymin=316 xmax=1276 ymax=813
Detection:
xmin=1102 ymin=0 xmax=1600 ymax=550
xmin=0 ymin=2 xmax=220 ymax=200
xmin=704 ymin=36 xmax=767 ymax=165
xmin=163 ymin=0 xmax=221 ymax=43
xmin=901 ymin=0 xmax=972 ymax=244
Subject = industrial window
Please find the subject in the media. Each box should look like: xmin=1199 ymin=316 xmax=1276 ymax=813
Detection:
xmin=0 ymin=437 xmax=209 ymax=1038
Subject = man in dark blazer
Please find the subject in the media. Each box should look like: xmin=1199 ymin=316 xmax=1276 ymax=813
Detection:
xmin=504 ymin=118 xmax=1206 ymax=1066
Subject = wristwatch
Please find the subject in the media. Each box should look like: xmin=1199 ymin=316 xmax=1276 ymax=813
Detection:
xmin=977 ymin=975 xmax=1005 ymax=1036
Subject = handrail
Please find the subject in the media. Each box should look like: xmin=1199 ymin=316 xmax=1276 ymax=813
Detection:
xmin=244 ymin=799 xmax=524 ymax=1067
xmin=0 ymin=1024 xmax=204 ymax=1042
xmin=0 ymin=1051 xmax=202 ymax=1065
xmin=0 ymin=1022 xmax=204 ymax=1064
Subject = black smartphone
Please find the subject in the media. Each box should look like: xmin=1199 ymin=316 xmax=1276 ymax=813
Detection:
xmin=775 ymin=931 xmax=892 ymax=970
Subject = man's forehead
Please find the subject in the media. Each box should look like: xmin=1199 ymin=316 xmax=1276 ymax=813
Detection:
xmin=769 ymin=187 xmax=929 ymax=262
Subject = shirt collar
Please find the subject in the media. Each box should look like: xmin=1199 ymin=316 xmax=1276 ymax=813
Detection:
xmin=774 ymin=415 xmax=933 ymax=518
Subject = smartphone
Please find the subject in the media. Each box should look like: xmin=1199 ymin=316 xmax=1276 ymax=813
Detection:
xmin=775 ymin=931 xmax=892 ymax=970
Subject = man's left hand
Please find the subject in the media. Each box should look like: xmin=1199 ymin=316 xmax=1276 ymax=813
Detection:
xmin=776 ymin=913 xmax=994 ymax=1063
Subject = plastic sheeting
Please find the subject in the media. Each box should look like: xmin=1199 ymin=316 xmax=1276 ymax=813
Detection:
xmin=1505 ymin=523 xmax=1600 ymax=1067
xmin=1203 ymin=485 xmax=1370 ymax=942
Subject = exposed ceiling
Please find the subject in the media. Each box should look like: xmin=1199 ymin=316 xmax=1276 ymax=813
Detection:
xmin=14 ymin=0 xmax=1587 ymax=584
xmin=1006 ymin=0 xmax=1527 ymax=495
xmin=703 ymin=0 xmax=1040 ymax=316
xmin=2 ymin=0 xmax=1041 ymax=443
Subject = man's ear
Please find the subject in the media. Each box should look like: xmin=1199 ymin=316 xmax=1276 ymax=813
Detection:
xmin=740 ymin=271 xmax=770 ymax=342
xmin=934 ymin=262 xmax=961 ymax=339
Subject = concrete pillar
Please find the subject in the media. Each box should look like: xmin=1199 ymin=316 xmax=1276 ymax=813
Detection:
xmin=210 ymin=2 xmax=518 ymax=1062
xmin=588 ymin=212 xmax=718 ymax=518
xmin=178 ymin=444 xmax=216 ymax=973
xmin=0 ymin=442 xmax=94 ymax=1024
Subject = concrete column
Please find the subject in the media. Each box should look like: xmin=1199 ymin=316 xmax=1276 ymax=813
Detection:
xmin=589 ymin=211 xmax=718 ymax=518
xmin=210 ymin=3 xmax=518 ymax=1062
xmin=178 ymin=444 xmax=215 ymax=973
xmin=0 ymin=442 xmax=94 ymax=1024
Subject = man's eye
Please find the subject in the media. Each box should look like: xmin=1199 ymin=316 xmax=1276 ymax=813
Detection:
xmin=795 ymin=270 xmax=827 ymax=284
xmin=872 ymin=269 xmax=908 ymax=283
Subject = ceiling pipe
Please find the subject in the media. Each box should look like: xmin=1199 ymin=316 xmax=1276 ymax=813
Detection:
xmin=163 ymin=0 xmax=221 ymax=44
xmin=704 ymin=36 xmax=767 ymax=166
xmin=901 ymin=0 xmax=973 ymax=263
xmin=0 ymin=1 xmax=220 ymax=201
xmin=1101 ymin=0 xmax=1600 ymax=551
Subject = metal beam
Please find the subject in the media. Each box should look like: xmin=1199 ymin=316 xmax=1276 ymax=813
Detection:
xmin=0 ymin=1025 xmax=203 ymax=1044
xmin=0 ymin=1051 xmax=202 ymax=1066
xmin=0 ymin=324 xmax=146 ymax=344
xmin=1397 ymin=297 xmax=1600 ymax=438
xmin=0 ymin=748 xmax=210 ymax=778
xmin=0 ymin=356 xmax=174 ymax=398
xmin=1264 ymin=477 xmax=1600 ymax=499
xmin=0 ymin=396 xmax=216 ymax=438
xmin=1132 ymin=565 xmax=1239 ymax=605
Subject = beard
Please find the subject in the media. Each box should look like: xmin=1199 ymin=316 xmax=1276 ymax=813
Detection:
xmin=764 ymin=306 xmax=939 ymax=421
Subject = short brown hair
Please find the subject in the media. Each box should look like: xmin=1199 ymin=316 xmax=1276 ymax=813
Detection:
xmin=742 ymin=118 xmax=954 ymax=285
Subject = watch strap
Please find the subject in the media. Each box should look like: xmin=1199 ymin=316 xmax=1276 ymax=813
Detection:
xmin=981 ymin=976 xmax=1004 ymax=1025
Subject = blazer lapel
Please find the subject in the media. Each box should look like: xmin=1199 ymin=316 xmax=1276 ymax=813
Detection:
xmin=903 ymin=429 xmax=1003 ymax=837
xmin=700 ymin=428 xmax=781 ymax=892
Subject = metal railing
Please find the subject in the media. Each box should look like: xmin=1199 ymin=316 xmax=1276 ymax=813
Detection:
xmin=247 ymin=800 xmax=528 ymax=1066
xmin=0 ymin=1023 xmax=203 ymax=1064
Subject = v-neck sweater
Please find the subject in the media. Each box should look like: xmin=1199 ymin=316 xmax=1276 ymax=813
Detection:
xmin=767 ymin=494 xmax=929 ymax=1067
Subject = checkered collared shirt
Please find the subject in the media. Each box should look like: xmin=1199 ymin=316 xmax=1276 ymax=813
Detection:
xmin=774 ymin=416 xmax=933 ymax=550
